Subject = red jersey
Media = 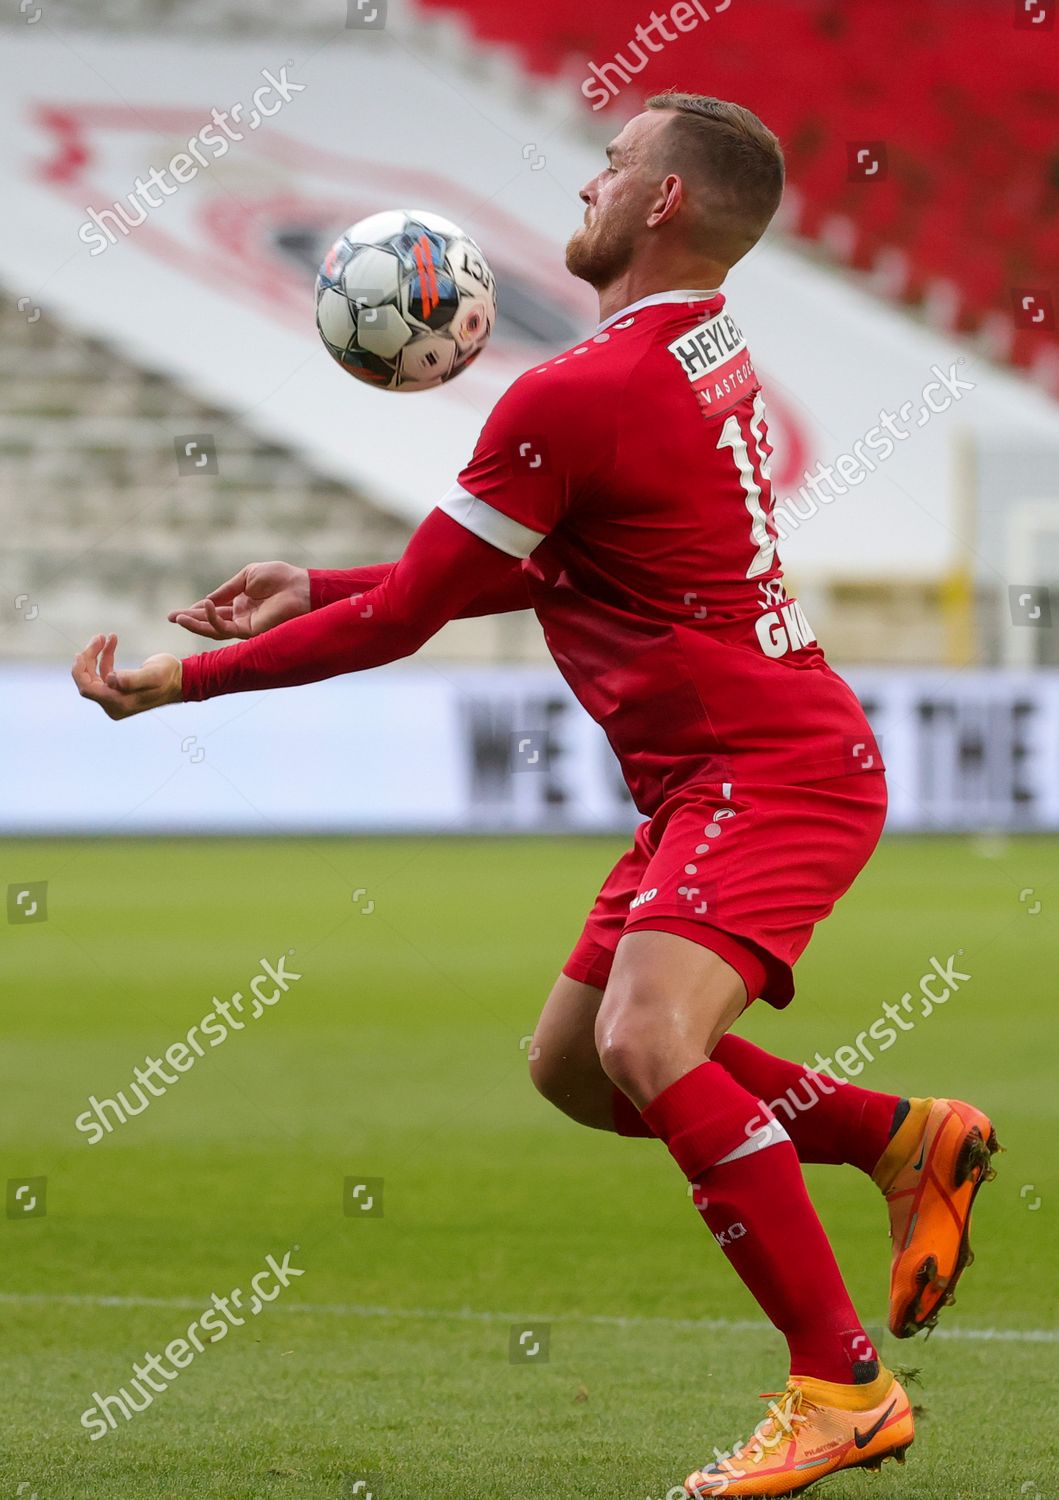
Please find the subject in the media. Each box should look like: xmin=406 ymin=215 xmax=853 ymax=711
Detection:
xmin=183 ymin=287 xmax=881 ymax=824
xmin=179 ymin=287 xmax=886 ymax=1006
xmin=440 ymin=289 xmax=877 ymax=815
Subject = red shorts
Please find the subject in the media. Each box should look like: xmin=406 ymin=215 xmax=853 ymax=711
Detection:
xmin=563 ymin=772 xmax=887 ymax=1007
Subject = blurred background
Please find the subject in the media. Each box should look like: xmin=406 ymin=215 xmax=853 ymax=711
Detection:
xmin=1 ymin=0 xmax=1058 ymax=831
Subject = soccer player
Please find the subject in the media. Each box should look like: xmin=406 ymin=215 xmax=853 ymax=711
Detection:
xmin=73 ymin=94 xmax=999 ymax=1497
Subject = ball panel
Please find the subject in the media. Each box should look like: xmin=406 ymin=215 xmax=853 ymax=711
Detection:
xmin=398 ymin=335 xmax=457 ymax=389
xmin=453 ymin=298 xmax=493 ymax=351
xmin=448 ymin=238 xmax=497 ymax=307
xmin=344 ymin=210 xmax=414 ymax=244
xmin=317 ymin=236 xmax=356 ymax=289
xmin=316 ymin=286 xmax=357 ymax=348
xmin=357 ymin=305 xmax=414 ymax=359
xmin=404 ymin=207 xmax=465 ymax=240
xmin=403 ymin=271 xmax=460 ymax=332
xmin=339 ymin=246 xmax=402 ymax=307
xmin=387 ymin=223 xmax=448 ymax=279
xmin=337 ymin=346 xmax=398 ymax=387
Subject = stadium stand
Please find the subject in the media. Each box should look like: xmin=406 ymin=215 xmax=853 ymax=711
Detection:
xmin=418 ymin=0 xmax=1059 ymax=396
xmin=0 ymin=291 xmax=545 ymax=664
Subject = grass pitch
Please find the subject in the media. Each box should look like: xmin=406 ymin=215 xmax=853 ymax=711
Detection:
xmin=2 ymin=834 xmax=1057 ymax=1499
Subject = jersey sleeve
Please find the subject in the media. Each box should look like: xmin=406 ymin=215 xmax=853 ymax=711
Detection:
xmin=180 ymin=509 xmax=519 ymax=701
xmin=309 ymin=563 xmax=393 ymax=610
xmin=308 ymin=556 xmax=532 ymax=616
xmin=439 ymin=365 xmax=613 ymax=557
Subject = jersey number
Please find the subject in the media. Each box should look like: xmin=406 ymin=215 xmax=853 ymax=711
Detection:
xmin=716 ymin=392 xmax=777 ymax=579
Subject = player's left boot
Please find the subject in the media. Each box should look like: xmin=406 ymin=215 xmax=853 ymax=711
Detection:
xmin=872 ymin=1096 xmax=1000 ymax=1338
xmin=683 ymin=1368 xmax=913 ymax=1498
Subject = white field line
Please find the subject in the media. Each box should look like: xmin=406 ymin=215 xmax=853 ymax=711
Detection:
xmin=0 ymin=1292 xmax=1055 ymax=1343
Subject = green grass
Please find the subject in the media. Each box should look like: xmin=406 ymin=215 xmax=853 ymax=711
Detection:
xmin=2 ymin=834 xmax=1057 ymax=1499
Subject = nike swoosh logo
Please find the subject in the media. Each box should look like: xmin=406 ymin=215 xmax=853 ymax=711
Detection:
xmin=912 ymin=1140 xmax=927 ymax=1171
xmin=854 ymin=1400 xmax=897 ymax=1449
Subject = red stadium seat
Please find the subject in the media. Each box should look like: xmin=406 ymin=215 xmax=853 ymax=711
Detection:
xmin=417 ymin=0 xmax=1059 ymax=388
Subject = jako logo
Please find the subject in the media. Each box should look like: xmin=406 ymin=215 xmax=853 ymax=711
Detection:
xmin=714 ymin=1221 xmax=747 ymax=1248
xmin=629 ymin=888 xmax=658 ymax=911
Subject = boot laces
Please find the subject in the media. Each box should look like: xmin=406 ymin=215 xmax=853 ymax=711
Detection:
xmin=731 ymin=1383 xmax=811 ymax=1468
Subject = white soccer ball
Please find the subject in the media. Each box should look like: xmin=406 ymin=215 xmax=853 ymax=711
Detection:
xmin=315 ymin=209 xmax=497 ymax=392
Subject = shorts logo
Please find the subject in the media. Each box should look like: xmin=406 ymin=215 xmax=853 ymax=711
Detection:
xmin=629 ymin=887 xmax=658 ymax=911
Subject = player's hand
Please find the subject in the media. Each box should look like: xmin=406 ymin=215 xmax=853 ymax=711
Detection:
xmin=72 ymin=634 xmax=183 ymax=720
xmin=168 ymin=561 xmax=311 ymax=640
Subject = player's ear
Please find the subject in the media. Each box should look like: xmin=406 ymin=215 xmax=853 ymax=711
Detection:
xmin=646 ymin=173 xmax=683 ymax=229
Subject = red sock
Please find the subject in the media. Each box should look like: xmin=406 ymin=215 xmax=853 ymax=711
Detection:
xmin=711 ymin=1034 xmax=901 ymax=1176
xmin=643 ymin=1061 xmax=878 ymax=1384
xmin=613 ymin=1040 xmax=900 ymax=1176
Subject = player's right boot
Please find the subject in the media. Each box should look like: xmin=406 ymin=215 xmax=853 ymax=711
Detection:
xmin=683 ymin=1368 xmax=914 ymax=1497
xmin=872 ymin=1096 xmax=1000 ymax=1338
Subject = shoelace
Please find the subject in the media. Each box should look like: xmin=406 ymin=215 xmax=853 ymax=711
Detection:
xmin=728 ymin=1383 xmax=811 ymax=1468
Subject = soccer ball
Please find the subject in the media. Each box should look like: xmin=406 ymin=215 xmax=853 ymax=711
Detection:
xmin=315 ymin=209 xmax=497 ymax=392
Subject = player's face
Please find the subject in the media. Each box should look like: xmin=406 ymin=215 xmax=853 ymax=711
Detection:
xmin=566 ymin=112 xmax=670 ymax=288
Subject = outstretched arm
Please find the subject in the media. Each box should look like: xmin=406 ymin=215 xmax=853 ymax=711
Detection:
xmin=166 ymin=550 xmax=531 ymax=643
xmin=76 ymin=360 xmax=598 ymax=719
xmin=184 ymin=510 xmax=522 ymax=701
xmin=74 ymin=509 xmax=527 ymax=718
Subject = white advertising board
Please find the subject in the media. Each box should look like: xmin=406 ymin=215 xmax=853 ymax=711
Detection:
xmin=6 ymin=665 xmax=1059 ymax=834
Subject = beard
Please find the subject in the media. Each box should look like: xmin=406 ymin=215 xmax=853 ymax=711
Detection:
xmin=565 ymin=207 xmax=637 ymax=288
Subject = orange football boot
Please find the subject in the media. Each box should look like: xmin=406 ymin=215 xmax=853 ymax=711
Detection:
xmin=872 ymin=1096 xmax=1000 ymax=1338
xmin=684 ymin=1369 xmax=914 ymax=1498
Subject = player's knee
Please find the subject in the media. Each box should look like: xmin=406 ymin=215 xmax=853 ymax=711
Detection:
xmin=595 ymin=1027 xmax=646 ymax=1099
xmin=594 ymin=988 xmax=656 ymax=1099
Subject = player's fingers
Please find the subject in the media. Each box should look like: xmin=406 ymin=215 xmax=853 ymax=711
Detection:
xmin=171 ymin=599 xmax=235 ymax=624
xmin=98 ymin=632 xmax=118 ymax=682
xmin=205 ymin=597 xmax=248 ymax=639
xmin=167 ymin=599 xmax=208 ymax=623
xmin=204 ymin=598 xmax=234 ymax=638
xmin=171 ymin=612 xmax=225 ymax=640
xmin=71 ymin=634 xmax=106 ymax=691
xmin=172 ymin=599 xmax=232 ymax=630
xmin=73 ymin=643 xmax=129 ymax=717
xmin=206 ymin=567 xmax=250 ymax=606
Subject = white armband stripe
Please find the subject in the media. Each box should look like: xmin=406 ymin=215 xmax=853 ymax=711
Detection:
xmin=439 ymin=483 xmax=546 ymax=559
